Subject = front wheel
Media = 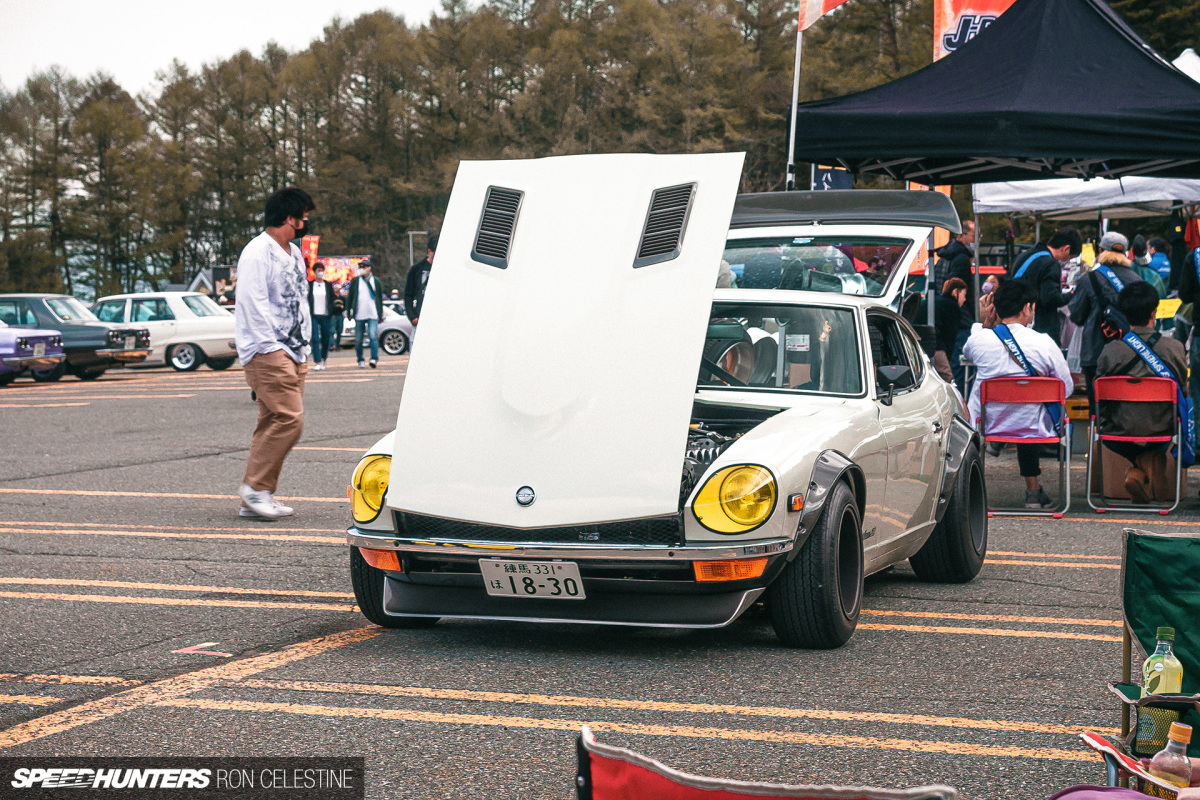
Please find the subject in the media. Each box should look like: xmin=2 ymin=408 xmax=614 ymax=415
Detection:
xmin=380 ymin=329 xmax=409 ymax=356
xmin=31 ymin=363 xmax=66 ymax=382
xmin=909 ymin=443 xmax=987 ymax=583
xmin=768 ymin=480 xmax=863 ymax=648
xmin=169 ymin=343 xmax=203 ymax=371
xmin=207 ymin=357 xmax=237 ymax=371
xmin=0 ymin=372 xmax=15 ymax=387
xmin=349 ymin=547 xmax=438 ymax=629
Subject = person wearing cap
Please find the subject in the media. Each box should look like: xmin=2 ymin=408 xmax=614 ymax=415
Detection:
xmin=1069 ymin=231 xmax=1144 ymax=410
xmin=1008 ymin=226 xmax=1081 ymax=346
xmin=404 ymin=233 xmax=437 ymax=331
xmin=345 ymin=257 xmax=383 ymax=368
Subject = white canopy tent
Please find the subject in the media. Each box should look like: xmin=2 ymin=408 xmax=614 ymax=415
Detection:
xmin=972 ymin=176 xmax=1200 ymax=221
xmin=1175 ymin=48 xmax=1200 ymax=83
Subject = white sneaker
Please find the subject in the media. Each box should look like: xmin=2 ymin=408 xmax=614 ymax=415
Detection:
xmin=313 ymin=362 xmax=325 ymax=371
xmin=238 ymin=484 xmax=285 ymax=519
xmin=268 ymin=494 xmax=294 ymax=517
xmin=358 ymin=360 xmax=366 ymax=368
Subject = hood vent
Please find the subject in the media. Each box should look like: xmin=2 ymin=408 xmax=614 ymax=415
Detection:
xmin=633 ymin=183 xmax=696 ymax=268
xmin=471 ymin=186 xmax=524 ymax=269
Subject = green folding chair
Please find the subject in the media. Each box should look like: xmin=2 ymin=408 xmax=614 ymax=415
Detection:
xmin=1110 ymin=529 xmax=1200 ymax=760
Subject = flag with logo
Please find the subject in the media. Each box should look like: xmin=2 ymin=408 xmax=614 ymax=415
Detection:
xmin=798 ymin=0 xmax=852 ymax=31
xmin=934 ymin=0 xmax=1016 ymax=60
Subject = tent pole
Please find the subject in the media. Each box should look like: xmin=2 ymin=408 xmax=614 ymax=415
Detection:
xmin=974 ymin=213 xmax=982 ymax=322
xmin=785 ymin=30 xmax=804 ymax=191
xmin=1035 ymin=219 xmax=1041 ymax=243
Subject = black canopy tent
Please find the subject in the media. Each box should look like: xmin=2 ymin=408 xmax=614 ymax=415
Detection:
xmin=790 ymin=0 xmax=1200 ymax=185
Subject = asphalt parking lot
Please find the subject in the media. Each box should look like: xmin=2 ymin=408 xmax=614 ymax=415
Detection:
xmin=1 ymin=351 xmax=1195 ymax=799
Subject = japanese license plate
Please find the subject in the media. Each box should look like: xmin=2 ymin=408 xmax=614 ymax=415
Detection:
xmin=479 ymin=560 xmax=585 ymax=600
xmin=124 ymin=336 xmax=135 ymax=349
xmin=32 ymin=343 xmax=45 ymax=357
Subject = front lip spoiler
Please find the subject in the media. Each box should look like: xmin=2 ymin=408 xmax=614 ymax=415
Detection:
xmin=348 ymin=527 xmax=792 ymax=561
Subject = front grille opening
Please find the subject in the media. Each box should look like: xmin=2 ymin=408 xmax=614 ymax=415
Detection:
xmin=633 ymin=183 xmax=696 ymax=268
xmin=397 ymin=512 xmax=684 ymax=547
xmin=471 ymin=186 xmax=523 ymax=269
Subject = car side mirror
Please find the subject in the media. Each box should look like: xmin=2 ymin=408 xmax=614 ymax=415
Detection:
xmin=876 ymin=365 xmax=913 ymax=406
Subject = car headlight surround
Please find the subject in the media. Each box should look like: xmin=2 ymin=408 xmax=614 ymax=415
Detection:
xmin=692 ymin=464 xmax=777 ymax=534
xmin=352 ymin=454 xmax=391 ymax=523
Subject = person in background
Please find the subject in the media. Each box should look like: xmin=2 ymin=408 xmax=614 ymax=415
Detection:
xmin=937 ymin=219 xmax=976 ymax=391
xmin=1095 ymin=282 xmax=1187 ymax=504
xmin=346 ymin=257 xmax=383 ymax=368
xmin=233 ymin=186 xmax=315 ymax=519
xmin=1148 ymin=237 xmax=1172 ymax=287
xmin=921 ymin=277 xmax=967 ymax=384
xmin=1008 ymin=226 xmax=1081 ymax=346
xmin=964 ymin=280 xmax=1072 ymax=510
xmin=307 ymin=261 xmax=334 ymax=371
xmin=330 ymin=282 xmax=347 ymax=350
xmin=1174 ymin=230 xmax=1200 ymax=489
xmin=1130 ymin=234 xmax=1168 ymax=298
xmin=405 ymin=232 xmax=438 ymax=330
xmin=1069 ymin=231 xmax=1144 ymax=410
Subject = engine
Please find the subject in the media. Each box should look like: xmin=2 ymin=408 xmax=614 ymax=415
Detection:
xmin=679 ymin=426 xmax=737 ymax=508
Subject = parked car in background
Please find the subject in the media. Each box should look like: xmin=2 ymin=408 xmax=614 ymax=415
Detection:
xmin=339 ymin=306 xmax=413 ymax=356
xmin=383 ymin=298 xmax=406 ymax=318
xmin=0 ymin=294 xmax=150 ymax=381
xmin=0 ymin=321 xmax=64 ymax=387
xmin=93 ymin=291 xmax=237 ymax=371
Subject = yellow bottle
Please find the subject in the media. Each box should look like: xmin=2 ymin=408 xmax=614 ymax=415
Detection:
xmin=1142 ymin=627 xmax=1184 ymax=697
xmin=1148 ymin=722 xmax=1193 ymax=788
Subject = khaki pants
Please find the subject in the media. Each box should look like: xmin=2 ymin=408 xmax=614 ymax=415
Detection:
xmin=242 ymin=350 xmax=307 ymax=493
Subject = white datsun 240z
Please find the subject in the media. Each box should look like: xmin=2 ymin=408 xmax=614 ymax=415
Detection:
xmin=346 ymin=152 xmax=987 ymax=648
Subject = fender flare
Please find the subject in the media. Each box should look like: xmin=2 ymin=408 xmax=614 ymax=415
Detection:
xmin=935 ymin=415 xmax=981 ymax=523
xmin=791 ymin=450 xmax=866 ymax=561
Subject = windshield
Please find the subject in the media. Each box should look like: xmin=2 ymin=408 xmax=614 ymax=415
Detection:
xmin=182 ymin=294 xmax=225 ymax=317
xmin=699 ymin=303 xmax=862 ymax=396
xmin=45 ymin=296 xmax=98 ymax=321
xmin=722 ymin=236 xmax=913 ymax=297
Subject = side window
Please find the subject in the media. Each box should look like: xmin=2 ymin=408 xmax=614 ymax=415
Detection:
xmin=155 ymin=298 xmax=175 ymax=320
xmin=0 ymin=300 xmax=37 ymax=326
xmin=898 ymin=324 xmax=926 ymax=384
xmin=866 ymin=314 xmax=917 ymax=393
xmin=132 ymin=298 xmax=173 ymax=322
xmin=95 ymin=300 xmax=126 ymax=323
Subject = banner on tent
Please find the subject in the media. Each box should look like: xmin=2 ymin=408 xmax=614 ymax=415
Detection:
xmin=934 ymin=0 xmax=1015 ymax=60
xmin=798 ymin=0 xmax=851 ymax=31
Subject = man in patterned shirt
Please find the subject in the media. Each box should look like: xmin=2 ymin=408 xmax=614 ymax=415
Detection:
xmin=234 ymin=187 xmax=315 ymax=519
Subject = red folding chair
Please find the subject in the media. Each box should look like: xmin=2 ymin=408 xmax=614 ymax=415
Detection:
xmin=575 ymin=726 xmax=957 ymax=800
xmin=1086 ymin=376 xmax=1182 ymax=515
xmin=977 ymin=376 xmax=1069 ymax=518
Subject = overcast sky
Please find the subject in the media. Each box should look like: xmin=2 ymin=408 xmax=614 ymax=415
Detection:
xmin=0 ymin=0 xmax=449 ymax=96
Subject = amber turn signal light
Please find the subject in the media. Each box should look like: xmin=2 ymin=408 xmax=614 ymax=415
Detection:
xmin=693 ymin=557 xmax=768 ymax=582
xmin=788 ymin=493 xmax=804 ymax=511
xmin=359 ymin=547 xmax=401 ymax=572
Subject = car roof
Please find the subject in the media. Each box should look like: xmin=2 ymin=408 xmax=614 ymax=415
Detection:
xmin=95 ymin=291 xmax=203 ymax=300
xmin=712 ymin=288 xmax=892 ymax=311
xmin=731 ymin=190 xmax=961 ymax=234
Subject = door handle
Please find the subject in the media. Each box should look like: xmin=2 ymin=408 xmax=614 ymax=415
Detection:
xmin=933 ymin=421 xmax=944 ymax=433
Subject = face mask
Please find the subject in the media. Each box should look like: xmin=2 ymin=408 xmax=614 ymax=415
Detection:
xmin=293 ymin=218 xmax=307 ymax=236
xmin=315 ymin=273 xmax=324 ymax=281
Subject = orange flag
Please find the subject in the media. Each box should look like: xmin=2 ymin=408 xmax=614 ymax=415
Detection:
xmin=934 ymin=0 xmax=1016 ymax=60
xmin=798 ymin=0 xmax=852 ymax=31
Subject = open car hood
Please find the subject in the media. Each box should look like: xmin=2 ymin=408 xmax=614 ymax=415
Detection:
xmin=389 ymin=152 xmax=745 ymax=527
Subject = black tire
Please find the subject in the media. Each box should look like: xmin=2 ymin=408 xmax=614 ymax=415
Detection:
xmin=0 ymin=372 xmax=15 ymax=387
xmin=380 ymin=329 xmax=409 ymax=356
xmin=207 ymin=357 xmax=237 ymax=371
xmin=768 ymin=480 xmax=863 ymax=648
xmin=349 ymin=547 xmax=438 ymax=629
xmin=31 ymin=362 xmax=66 ymax=382
xmin=168 ymin=343 xmax=204 ymax=371
xmin=74 ymin=367 xmax=106 ymax=381
xmin=909 ymin=443 xmax=987 ymax=583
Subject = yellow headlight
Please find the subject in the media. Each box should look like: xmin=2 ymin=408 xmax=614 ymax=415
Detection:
xmin=692 ymin=465 xmax=776 ymax=534
xmin=352 ymin=455 xmax=391 ymax=523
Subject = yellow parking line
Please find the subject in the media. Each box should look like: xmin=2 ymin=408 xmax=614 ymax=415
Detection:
xmin=859 ymin=623 xmax=1121 ymax=642
xmin=294 ymin=447 xmax=369 ymax=452
xmin=159 ymin=698 xmax=1094 ymax=762
xmin=988 ymin=559 xmax=1120 ymax=570
xmin=0 ymin=674 xmax=141 ymax=687
xmin=239 ymin=679 xmax=1117 ymax=736
xmin=0 ymin=578 xmax=355 ymax=600
xmin=861 ymin=610 xmax=1121 ymax=627
xmin=0 ymin=488 xmax=344 ymax=503
xmin=0 ymin=591 xmax=355 ymax=613
xmin=990 ymin=551 xmax=1120 ymax=560
xmin=0 ymin=627 xmax=380 ymax=748
xmin=2 ymin=520 xmax=342 ymax=534
xmin=0 ymin=402 xmax=90 ymax=408
xmin=0 ymin=694 xmax=62 ymax=707
xmin=0 ymin=394 xmax=201 ymax=400
xmin=0 ymin=527 xmax=342 ymax=545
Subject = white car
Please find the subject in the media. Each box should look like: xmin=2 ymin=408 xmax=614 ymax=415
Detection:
xmin=345 ymin=154 xmax=986 ymax=648
xmin=93 ymin=292 xmax=237 ymax=371
xmin=337 ymin=307 xmax=414 ymax=356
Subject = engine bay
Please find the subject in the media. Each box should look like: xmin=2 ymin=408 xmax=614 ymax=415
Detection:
xmin=679 ymin=403 xmax=779 ymax=508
